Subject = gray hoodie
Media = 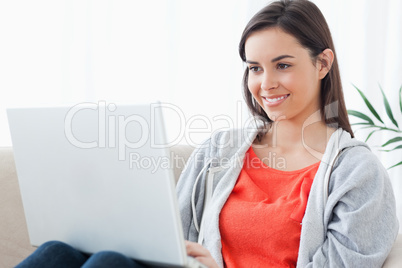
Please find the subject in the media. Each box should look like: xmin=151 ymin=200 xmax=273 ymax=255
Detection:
xmin=176 ymin=127 xmax=399 ymax=267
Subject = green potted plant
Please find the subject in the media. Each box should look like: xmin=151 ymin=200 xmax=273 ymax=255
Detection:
xmin=347 ymin=85 xmax=402 ymax=169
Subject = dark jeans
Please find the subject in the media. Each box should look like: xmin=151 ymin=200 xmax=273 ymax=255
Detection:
xmin=15 ymin=241 xmax=154 ymax=268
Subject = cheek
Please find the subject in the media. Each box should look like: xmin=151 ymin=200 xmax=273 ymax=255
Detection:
xmin=280 ymin=72 xmax=297 ymax=89
xmin=247 ymin=76 xmax=260 ymax=98
xmin=290 ymin=65 xmax=320 ymax=88
xmin=281 ymin=70 xmax=314 ymax=98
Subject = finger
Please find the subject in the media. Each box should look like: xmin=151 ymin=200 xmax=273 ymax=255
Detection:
xmin=185 ymin=241 xmax=208 ymax=257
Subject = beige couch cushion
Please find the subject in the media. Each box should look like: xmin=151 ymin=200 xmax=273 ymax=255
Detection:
xmin=0 ymin=148 xmax=35 ymax=267
xmin=170 ymin=144 xmax=195 ymax=183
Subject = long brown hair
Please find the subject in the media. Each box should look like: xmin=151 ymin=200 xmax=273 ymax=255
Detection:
xmin=239 ymin=0 xmax=354 ymax=139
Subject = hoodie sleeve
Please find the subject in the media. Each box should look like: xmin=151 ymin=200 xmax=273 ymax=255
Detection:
xmin=306 ymin=146 xmax=399 ymax=267
xmin=175 ymin=138 xmax=212 ymax=242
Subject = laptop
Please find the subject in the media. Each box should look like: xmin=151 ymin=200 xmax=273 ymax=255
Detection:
xmin=7 ymin=102 xmax=206 ymax=268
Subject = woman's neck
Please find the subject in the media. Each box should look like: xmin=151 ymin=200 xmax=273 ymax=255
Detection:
xmin=259 ymin=118 xmax=334 ymax=155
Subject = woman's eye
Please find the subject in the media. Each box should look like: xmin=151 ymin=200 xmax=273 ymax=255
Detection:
xmin=277 ymin=63 xmax=290 ymax=70
xmin=249 ymin=66 xmax=262 ymax=72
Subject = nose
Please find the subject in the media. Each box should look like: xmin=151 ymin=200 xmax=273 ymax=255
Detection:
xmin=260 ymin=71 xmax=278 ymax=91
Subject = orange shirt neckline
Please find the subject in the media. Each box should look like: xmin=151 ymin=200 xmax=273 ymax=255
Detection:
xmin=249 ymin=145 xmax=321 ymax=174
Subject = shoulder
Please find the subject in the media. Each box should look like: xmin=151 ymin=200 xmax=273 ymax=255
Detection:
xmin=336 ymin=143 xmax=385 ymax=177
xmin=329 ymin=141 xmax=390 ymax=195
xmin=326 ymin=129 xmax=386 ymax=183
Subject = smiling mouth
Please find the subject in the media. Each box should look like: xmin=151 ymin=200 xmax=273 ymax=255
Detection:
xmin=263 ymin=94 xmax=290 ymax=104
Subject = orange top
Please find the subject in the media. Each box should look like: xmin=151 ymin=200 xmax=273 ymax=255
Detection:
xmin=219 ymin=147 xmax=320 ymax=268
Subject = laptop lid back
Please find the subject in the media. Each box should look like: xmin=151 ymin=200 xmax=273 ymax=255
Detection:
xmin=7 ymin=103 xmax=187 ymax=266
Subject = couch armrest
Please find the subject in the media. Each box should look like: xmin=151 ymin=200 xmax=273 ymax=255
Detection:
xmin=383 ymin=234 xmax=402 ymax=267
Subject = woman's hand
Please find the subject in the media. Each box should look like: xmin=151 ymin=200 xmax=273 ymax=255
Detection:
xmin=185 ymin=240 xmax=219 ymax=268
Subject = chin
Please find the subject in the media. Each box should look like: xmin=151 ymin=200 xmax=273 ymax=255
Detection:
xmin=266 ymin=111 xmax=287 ymax=122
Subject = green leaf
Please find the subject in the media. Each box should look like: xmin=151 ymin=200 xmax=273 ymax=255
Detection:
xmin=365 ymin=129 xmax=380 ymax=142
xmin=356 ymin=126 xmax=376 ymax=131
xmin=352 ymin=84 xmax=384 ymax=124
xmin=352 ymin=124 xmax=401 ymax=133
xmin=381 ymin=136 xmax=402 ymax=147
xmin=377 ymin=126 xmax=402 ymax=133
xmin=380 ymin=144 xmax=402 ymax=152
xmin=379 ymin=85 xmax=399 ymax=128
xmin=388 ymin=161 xmax=402 ymax=170
xmin=351 ymin=122 xmax=374 ymax=126
xmin=347 ymin=110 xmax=374 ymax=125
xmin=399 ymin=85 xmax=402 ymax=115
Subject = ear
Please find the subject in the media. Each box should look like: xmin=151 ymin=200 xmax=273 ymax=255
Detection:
xmin=318 ymin=48 xmax=334 ymax=80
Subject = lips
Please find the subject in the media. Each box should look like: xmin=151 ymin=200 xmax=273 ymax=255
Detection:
xmin=262 ymin=94 xmax=290 ymax=106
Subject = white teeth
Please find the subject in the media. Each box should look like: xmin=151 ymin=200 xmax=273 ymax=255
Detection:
xmin=265 ymin=95 xmax=288 ymax=103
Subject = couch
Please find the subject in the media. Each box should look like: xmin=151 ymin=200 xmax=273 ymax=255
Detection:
xmin=1 ymin=146 xmax=401 ymax=267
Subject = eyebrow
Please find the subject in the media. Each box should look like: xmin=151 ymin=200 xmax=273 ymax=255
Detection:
xmin=246 ymin=54 xmax=295 ymax=64
xmin=271 ymin=54 xmax=295 ymax=62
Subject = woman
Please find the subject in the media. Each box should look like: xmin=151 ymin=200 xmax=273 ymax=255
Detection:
xmin=177 ymin=0 xmax=398 ymax=267
xmin=17 ymin=0 xmax=398 ymax=267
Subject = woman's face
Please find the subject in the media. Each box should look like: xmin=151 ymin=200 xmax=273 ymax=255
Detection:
xmin=245 ymin=27 xmax=327 ymax=123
